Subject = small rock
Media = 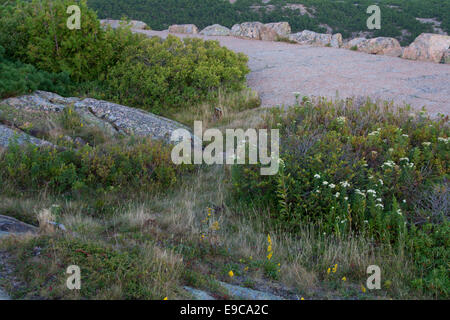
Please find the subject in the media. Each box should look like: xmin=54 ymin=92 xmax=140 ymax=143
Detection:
xmin=331 ymin=33 xmax=343 ymax=48
xmin=184 ymin=286 xmax=215 ymax=300
xmin=0 ymin=215 xmax=37 ymax=234
xmin=100 ymin=19 xmax=149 ymax=30
xmin=231 ymin=22 xmax=279 ymax=41
xmin=219 ymin=281 xmax=283 ymax=300
xmin=264 ymin=22 xmax=291 ymax=38
xmin=200 ymin=24 xmax=231 ymax=36
xmin=168 ymin=24 xmax=199 ymax=34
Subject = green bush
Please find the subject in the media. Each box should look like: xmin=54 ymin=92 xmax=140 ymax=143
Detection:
xmin=0 ymin=138 xmax=194 ymax=194
xmin=0 ymin=0 xmax=111 ymax=82
xmin=0 ymin=46 xmax=73 ymax=98
xmin=105 ymin=35 xmax=249 ymax=114
xmin=409 ymin=222 xmax=449 ymax=298
xmin=232 ymin=97 xmax=449 ymax=243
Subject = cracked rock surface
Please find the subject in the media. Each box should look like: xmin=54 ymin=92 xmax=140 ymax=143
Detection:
xmin=0 ymin=91 xmax=196 ymax=148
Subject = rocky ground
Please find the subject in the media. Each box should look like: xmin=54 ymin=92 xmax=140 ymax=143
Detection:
xmin=134 ymin=29 xmax=450 ymax=116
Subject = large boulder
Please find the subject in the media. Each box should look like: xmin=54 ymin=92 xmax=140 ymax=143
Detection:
xmin=168 ymin=24 xmax=199 ymax=34
xmin=402 ymin=33 xmax=450 ymax=63
xmin=331 ymin=33 xmax=343 ymax=48
xmin=344 ymin=37 xmax=368 ymax=50
xmin=200 ymin=24 xmax=231 ymax=36
xmin=1 ymin=91 xmax=197 ymax=145
xmin=288 ymin=30 xmax=317 ymax=45
xmin=315 ymin=33 xmax=332 ymax=46
xmin=264 ymin=22 xmax=291 ymax=38
xmin=231 ymin=22 xmax=279 ymax=41
xmin=100 ymin=19 xmax=149 ymax=30
xmin=289 ymin=30 xmax=341 ymax=47
xmin=350 ymin=37 xmax=403 ymax=57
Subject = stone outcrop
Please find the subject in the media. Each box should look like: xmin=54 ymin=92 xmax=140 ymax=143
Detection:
xmin=200 ymin=24 xmax=231 ymax=36
xmin=168 ymin=24 xmax=199 ymax=34
xmin=0 ymin=91 xmax=197 ymax=147
xmin=231 ymin=22 xmax=279 ymax=41
xmin=345 ymin=37 xmax=403 ymax=57
xmin=0 ymin=124 xmax=55 ymax=149
xmin=264 ymin=22 xmax=291 ymax=38
xmin=288 ymin=30 xmax=342 ymax=47
xmin=0 ymin=215 xmax=37 ymax=235
xmin=402 ymin=33 xmax=450 ymax=63
xmin=100 ymin=19 xmax=149 ymax=30
xmin=331 ymin=33 xmax=343 ymax=48
xmin=344 ymin=37 xmax=368 ymax=50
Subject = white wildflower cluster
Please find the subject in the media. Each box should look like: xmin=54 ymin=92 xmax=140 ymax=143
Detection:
xmin=367 ymin=189 xmax=377 ymax=196
xmin=422 ymin=142 xmax=431 ymax=147
xmin=329 ymin=183 xmax=336 ymax=189
xmin=314 ymin=174 xmax=321 ymax=179
xmin=397 ymin=209 xmax=402 ymax=216
xmin=323 ymin=181 xmax=328 ymax=186
xmin=438 ymin=137 xmax=449 ymax=144
xmin=335 ymin=192 xmax=340 ymax=198
xmin=340 ymin=181 xmax=350 ymax=188
xmin=375 ymin=198 xmax=384 ymax=209
xmin=355 ymin=189 xmax=366 ymax=197
xmin=378 ymin=179 xmax=384 ymax=186
xmin=401 ymin=134 xmax=409 ymax=138
xmin=368 ymin=128 xmax=381 ymax=136
xmin=382 ymin=160 xmax=396 ymax=169
xmin=399 ymin=157 xmax=415 ymax=168
xmin=336 ymin=116 xmax=347 ymax=125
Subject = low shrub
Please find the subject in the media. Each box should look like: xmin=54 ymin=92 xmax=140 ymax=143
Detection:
xmin=0 ymin=137 xmax=194 ymax=195
xmin=0 ymin=46 xmax=72 ymax=98
xmin=408 ymin=221 xmax=449 ymax=298
xmin=0 ymin=235 xmax=183 ymax=299
xmin=105 ymin=35 xmax=250 ymax=115
xmin=232 ymin=97 xmax=449 ymax=241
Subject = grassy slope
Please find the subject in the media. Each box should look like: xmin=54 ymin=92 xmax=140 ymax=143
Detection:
xmin=1 ymin=96 xmax=445 ymax=300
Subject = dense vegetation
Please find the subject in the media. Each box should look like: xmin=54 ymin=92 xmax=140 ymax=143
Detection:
xmin=231 ymin=97 xmax=449 ymax=297
xmin=0 ymin=0 xmax=249 ymax=116
xmin=87 ymin=0 xmax=450 ymax=45
xmin=0 ymin=0 xmax=448 ymax=301
xmin=0 ymin=46 xmax=72 ymax=99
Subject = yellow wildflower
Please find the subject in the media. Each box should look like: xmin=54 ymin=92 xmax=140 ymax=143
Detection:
xmin=163 ymin=297 xmax=168 ymax=300
xmin=332 ymin=264 xmax=338 ymax=273
xmin=228 ymin=270 xmax=234 ymax=277
xmin=211 ymin=221 xmax=220 ymax=231
xmin=342 ymin=276 xmax=347 ymax=282
xmin=327 ymin=268 xmax=331 ymax=275
xmin=267 ymin=252 xmax=273 ymax=260
xmin=244 ymin=267 xmax=249 ymax=272
xmin=361 ymin=285 xmax=366 ymax=293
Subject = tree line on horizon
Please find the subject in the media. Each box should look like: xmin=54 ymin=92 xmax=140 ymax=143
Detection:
xmin=87 ymin=0 xmax=450 ymax=45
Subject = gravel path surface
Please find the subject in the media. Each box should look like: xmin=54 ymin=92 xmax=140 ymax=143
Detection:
xmin=135 ymin=30 xmax=450 ymax=115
